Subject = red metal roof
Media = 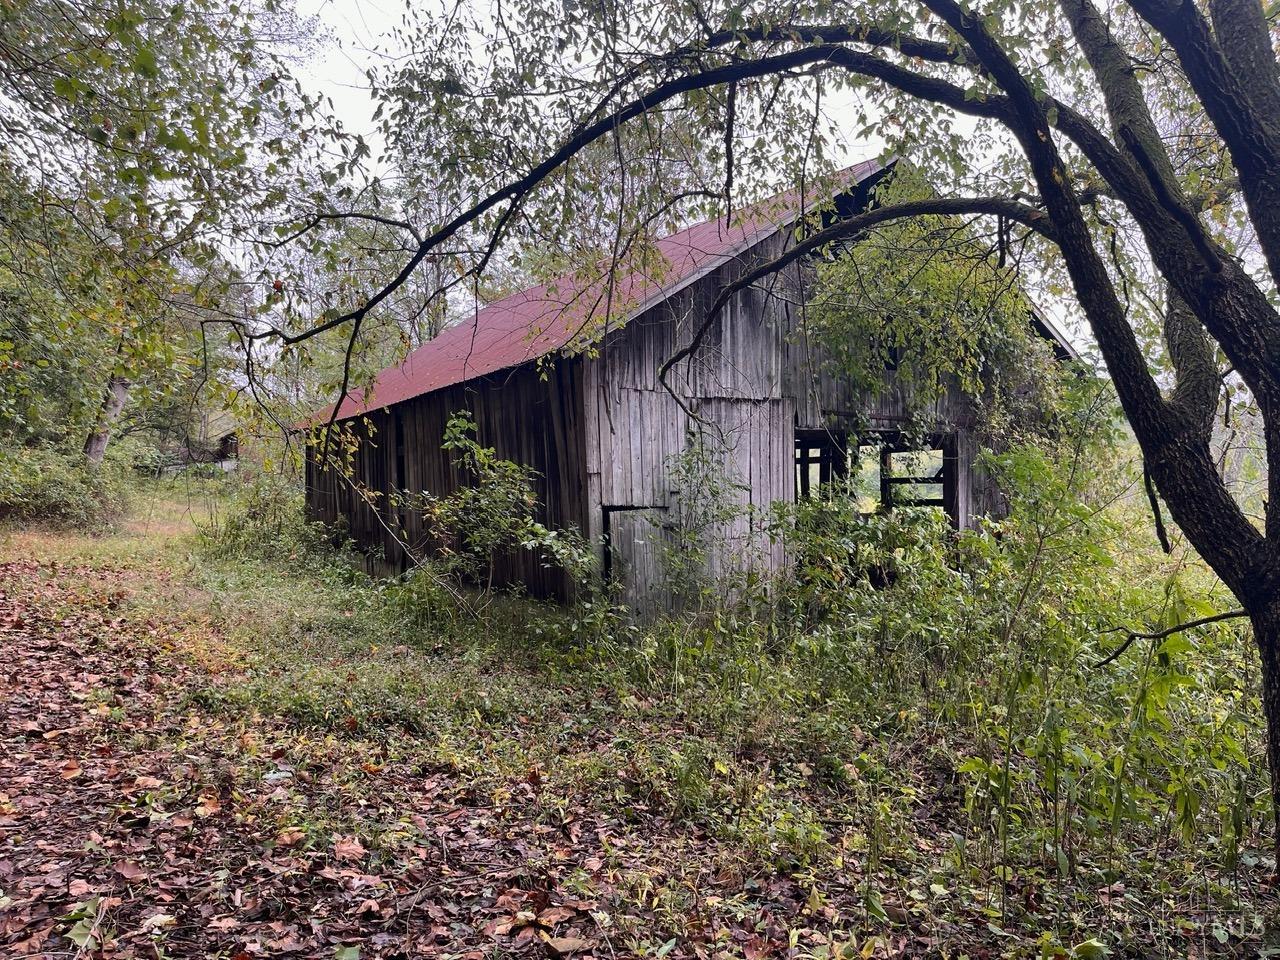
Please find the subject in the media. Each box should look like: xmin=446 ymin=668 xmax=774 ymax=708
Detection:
xmin=318 ymin=159 xmax=886 ymax=421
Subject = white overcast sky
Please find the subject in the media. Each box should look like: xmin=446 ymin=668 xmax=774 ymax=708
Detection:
xmin=293 ymin=0 xmax=886 ymax=169
xmin=295 ymin=0 xmax=404 ymax=157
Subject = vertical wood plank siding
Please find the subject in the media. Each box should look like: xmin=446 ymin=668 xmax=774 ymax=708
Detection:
xmin=580 ymin=230 xmax=986 ymax=601
xmin=305 ymin=358 xmax=588 ymax=600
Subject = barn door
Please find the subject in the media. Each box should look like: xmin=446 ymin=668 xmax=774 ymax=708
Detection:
xmin=603 ymin=506 xmax=671 ymax=615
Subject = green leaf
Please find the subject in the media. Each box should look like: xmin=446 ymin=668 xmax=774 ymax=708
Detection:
xmin=865 ymin=889 xmax=889 ymax=923
xmin=67 ymin=918 xmax=99 ymax=949
xmin=52 ymin=76 xmax=77 ymax=100
xmin=133 ymin=46 xmax=159 ymax=78
xmin=1073 ymin=938 xmax=1111 ymax=958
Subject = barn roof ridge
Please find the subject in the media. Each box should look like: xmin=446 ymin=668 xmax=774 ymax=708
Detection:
xmin=314 ymin=157 xmax=889 ymax=422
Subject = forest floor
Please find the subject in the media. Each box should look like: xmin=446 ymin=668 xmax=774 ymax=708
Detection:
xmin=0 ymin=487 xmax=1275 ymax=959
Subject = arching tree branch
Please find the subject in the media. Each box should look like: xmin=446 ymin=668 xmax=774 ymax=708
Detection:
xmin=266 ymin=210 xmax=424 ymax=248
xmin=241 ymin=41 xmax=1009 ymax=351
xmin=657 ymin=194 xmax=1058 ymax=399
xmin=1094 ymin=608 xmax=1248 ymax=668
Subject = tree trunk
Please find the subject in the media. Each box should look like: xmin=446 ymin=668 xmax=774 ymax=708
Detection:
xmin=1251 ymin=594 xmax=1280 ymax=864
xmin=83 ymin=376 xmax=130 ymax=466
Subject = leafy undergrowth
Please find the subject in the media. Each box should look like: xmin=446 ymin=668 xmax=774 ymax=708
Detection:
xmin=1 ymin=502 xmax=1278 ymax=958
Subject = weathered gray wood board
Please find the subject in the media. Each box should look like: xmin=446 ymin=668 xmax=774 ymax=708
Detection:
xmin=577 ymin=229 xmax=989 ymax=596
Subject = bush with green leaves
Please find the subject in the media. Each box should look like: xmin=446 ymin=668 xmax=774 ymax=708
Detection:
xmin=737 ymin=384 xmax=1266 ymax=893
xmin=654 ymin=432 xmax=754 ymax=609
xmin=197 ymin=423 xmax=603 ymax=650
xmin=403 ymin=412 xmax=594 ymax=592
xmin=0 ymin=444 xmax=131 ymax=530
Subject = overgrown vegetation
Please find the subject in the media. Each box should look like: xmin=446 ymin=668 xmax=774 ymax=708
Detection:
xmin=402 ymin=413 xmax=595 ymax=590
xmin=809 ymin=172 xmax=1051 ymax=417
xmin=134 ymin=383 xmax=1272 ymax=954
xmin=199 ymin=471 xmax=338 ymax=566
xmin=1 ymin=390 xmax=1271 ymax=953
xmin=0 ymin=444 xmax=133 ymax=530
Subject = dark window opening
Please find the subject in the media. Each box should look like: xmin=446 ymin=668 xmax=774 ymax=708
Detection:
xmin=795 ymin=429 xmax=959 ymax=525
xmin=880 ymin=446 xmax=947 ymax=509
xmin=795 ymin=429 xmax=849 ymax=499
xmin=217 ymin=432 xmax=238 ymax=460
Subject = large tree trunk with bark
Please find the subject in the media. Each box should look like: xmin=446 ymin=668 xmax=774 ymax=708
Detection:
xmin=83 ymin=375 xmax=130 ymax=466
xmin=1251 ymin=596 xmax=1280 ymax=861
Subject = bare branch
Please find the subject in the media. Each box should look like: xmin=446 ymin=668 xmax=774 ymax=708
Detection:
xmin=266 ymin=210 xmax=425 ymax=248
xmin=1095 ymin=608 xmax=1248 ymax=668
xmin=657 ymin=194 xmax=1058 ymax=407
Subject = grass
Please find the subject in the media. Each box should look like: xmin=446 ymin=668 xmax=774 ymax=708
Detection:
xmin=4 ymin=480 xmax=1278 ymax=957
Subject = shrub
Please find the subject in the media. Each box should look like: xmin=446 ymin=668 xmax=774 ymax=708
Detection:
xmin=198 ymin=472 xmax=340 ymax=566
xmin=401 ymin=413 xmax=594 ymax=591
xmin=752 ymin=416 xmax=1267 ymax=880
xmin=0 ymin=444 xmax=131 ymax=530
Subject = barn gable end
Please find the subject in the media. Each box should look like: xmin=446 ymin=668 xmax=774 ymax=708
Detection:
xmin=577 ymin=225 xmax=1004 ymax=606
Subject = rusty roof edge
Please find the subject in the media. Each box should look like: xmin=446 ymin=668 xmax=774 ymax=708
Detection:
xmin=327 ymin=222 xmax=782 ymax=425
xmin=608 ymin=159 xmax=897 ymax=328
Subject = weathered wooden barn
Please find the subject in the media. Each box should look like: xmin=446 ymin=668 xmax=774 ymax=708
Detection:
xmin=305 ymin=159 xmax=1075 ymax=611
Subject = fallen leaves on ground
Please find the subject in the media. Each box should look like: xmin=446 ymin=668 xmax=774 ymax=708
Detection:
xmin=0 ymin=560 xmax=894 ymax=958
xmin=1 ymin=555 xmax=1270 ymax=958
